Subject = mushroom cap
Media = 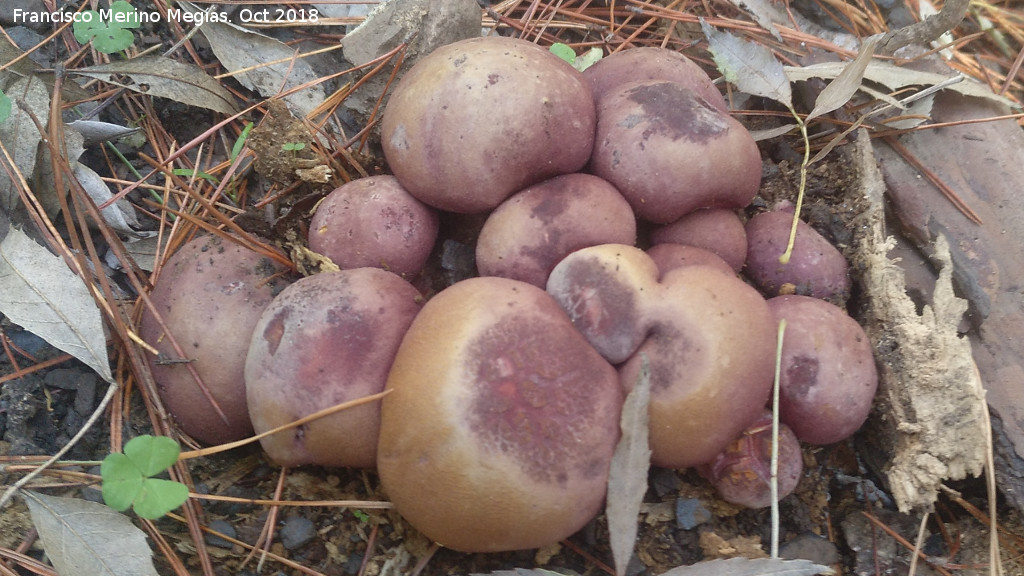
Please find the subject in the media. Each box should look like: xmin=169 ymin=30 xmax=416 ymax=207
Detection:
xmin=583 ymin=46 xmax=728 ymax=112
xmin=548 ymin=244 xmax=775 ymax=467
xmin=377 ymin=277 xmax=622 ymax=552
xmin=645 ymin=243 xmax=736 ymax=279
xmin=308 ymin=176 xmax=438 ymax=278
xmin=381 ymin=36 xmax=596 ymax=213
xmin=621 ymin=264 xmax=776 ymax=468
xmin=589 ymin=80 xmax=762 ymax=224
xmin=650 ymin=208 xmax=748 ymax=272
xmin=244 ymin=268 xmax=423 ymax=468
xmin=476 ymin=173 xmax=637 ymax=287
xmin=140 ymin=235 xmax=290 ymax=444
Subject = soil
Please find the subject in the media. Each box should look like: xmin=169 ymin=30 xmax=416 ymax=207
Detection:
xmin=2 ymin=3 xmax=1023 ymax=576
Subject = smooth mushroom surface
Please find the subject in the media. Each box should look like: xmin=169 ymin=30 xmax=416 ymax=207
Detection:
xmin=245 ymin=268 xmax=423 ymax=468
xmin=746 ymin=210 xmax=851 ymax=300
xmin=589 ymin=80 xmax=761 ymax=224
xmin=650 ymin=208 xmax=748 ymax=272
xmin=381 ymin=36 xmax=596 ymax=213
xmin=476 ymin=173 xmax=636 ymax=287
xmin=548 ymin=244 xmax=776 ymax=467
xmin=583 ymin=46 xmax=728 ymax=111
xmin=767 ymin=295 xmax=878 ymax=445
xmin=140 ymin=235 xmax=291 ymax=445
xmin=645 ymin=243 xmax=735 ymax=279
xmin=308 ymin=176 xmax=438 ymax=278
xmin=377 ymin=276 xmax=622 ymax=552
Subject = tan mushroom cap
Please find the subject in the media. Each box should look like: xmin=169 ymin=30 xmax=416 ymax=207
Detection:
xmin=377 ymin=277 xmax=622 ymax=553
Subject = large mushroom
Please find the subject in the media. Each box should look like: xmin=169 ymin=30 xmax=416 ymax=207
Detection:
xmin=589 ymin=80 xmax=761 ymax=224
xmin=377 ymin=277 xmax=623 ymax=552
xmin=381 ymin=36 xmax=596 ymax=213
xmin=547 ymin=244 xmax=776 ymax=467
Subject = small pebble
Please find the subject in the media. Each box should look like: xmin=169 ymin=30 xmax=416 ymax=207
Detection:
xmin=279 ymin=515 xmax=316 ymax=550
xmin=675 ymin=498 xmax=712 ymax=530
xmin=6 ymin=329 xmax=46 ymax=356
xmin=650 ymin=468 xmax=680 ymax=498
xmin=343 ymin=553 xmax=364 ymax=575
xmin=205 ymin=519 xmax=237 ymax=549
xmin=780 ymin=533 xmax=841 ymax=566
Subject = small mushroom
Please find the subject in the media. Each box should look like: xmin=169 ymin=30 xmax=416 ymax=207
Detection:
xmin=767 ymin=295 xmax=878 ymax=445
xmin=745 ymin=210 xmax=851 ymax=300
xmin=308 ymin=176 xmax=438 ymax=278
xmin=476 ymin=173 xmax=636 ymax=287
xmin=650 ymin=208 xmax=748 ymax=272
xmin=698 ymin=411 xmax=803 ymax=509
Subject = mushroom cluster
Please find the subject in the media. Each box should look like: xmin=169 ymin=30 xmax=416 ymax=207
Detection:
xmin=140 ymin=36 xmax=878 ymax=554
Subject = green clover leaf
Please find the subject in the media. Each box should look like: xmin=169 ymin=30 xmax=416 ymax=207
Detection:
xmin=548 ymin=43 xmax=603 ymax=72
xmin=549 ymin=43 xmax=577 ymax=66
xmin=133 ymin=478 xmax=190 ymax=520
xmin=73 ymin=1 xmax=140 ymax=54
xmin=100 ymin=453 xmax=144 ymax=512
xmin=101 ymin=435 xmax=188 ymax=519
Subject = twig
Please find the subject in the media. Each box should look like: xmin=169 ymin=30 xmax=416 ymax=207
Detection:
xmin=876 ymin=0 xmax=971 ymax=55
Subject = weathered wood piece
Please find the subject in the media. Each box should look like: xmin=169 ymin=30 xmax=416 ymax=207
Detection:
xmin=870 ymin=93 xmax=1024 ymax=511
xmin=852 ymin=130 xmax=987 ymax=512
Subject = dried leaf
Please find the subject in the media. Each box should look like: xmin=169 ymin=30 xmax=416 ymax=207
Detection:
xmin=726 ymin=0 xmax=784 ymax=40
xmin=67 ymin=120 xmax=140 ymax=146
xmin=187 ymin=1 xmax=324 ymax=120
xmin=750 ymin=124 xmax=799 ymax=141
xmin=881 ymin=94 xmax=935 ymax=129
xmin=30 ymin=126 xmax=84 ymax=221
xmin=24 ymin=491 xmax=159 ymax=576
xmin=70 ymin=56 xmax=237 ymax=115
xmin=0 ymin=75 xmax=48 ymax=213
xmin=0 ymin=222 xmax=112 ymax=382
xmin=701 ymin=19 xmax=792 ymax=108
xmin=0 ymin=36 xmax=93 ymax=103
xmin=112 ymin=234 xmax=159 ymax=272
xmin=607 ymin=357 xmax=652 ymax=576
xmin=659 ymin=557 xmax=833 ymax=576
xmin=784 ymin=61 xmax=1016 ymax=108
xmin=73 ymin=162 xmax=142 ymax=235
xmin=806 ymin=38 xmax=878 ymax=121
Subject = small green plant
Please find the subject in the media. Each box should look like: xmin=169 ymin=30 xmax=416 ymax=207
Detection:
xmin=281 ymin=141 xmax=306 ymax=154
xmin=231 ymin=122 xmax=255 ymax=162
xmin=549 ymin=42 xmax=603 ymax=72
xmin=352 ymin=509 xmax=370 ymax=523
xmin=0 ymin=89 xmax=10 ymax=123
xmin=73 ymin=0 xmax=141 ymax=55
xmin=101 ymin=435 xmax=189 ymax=519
